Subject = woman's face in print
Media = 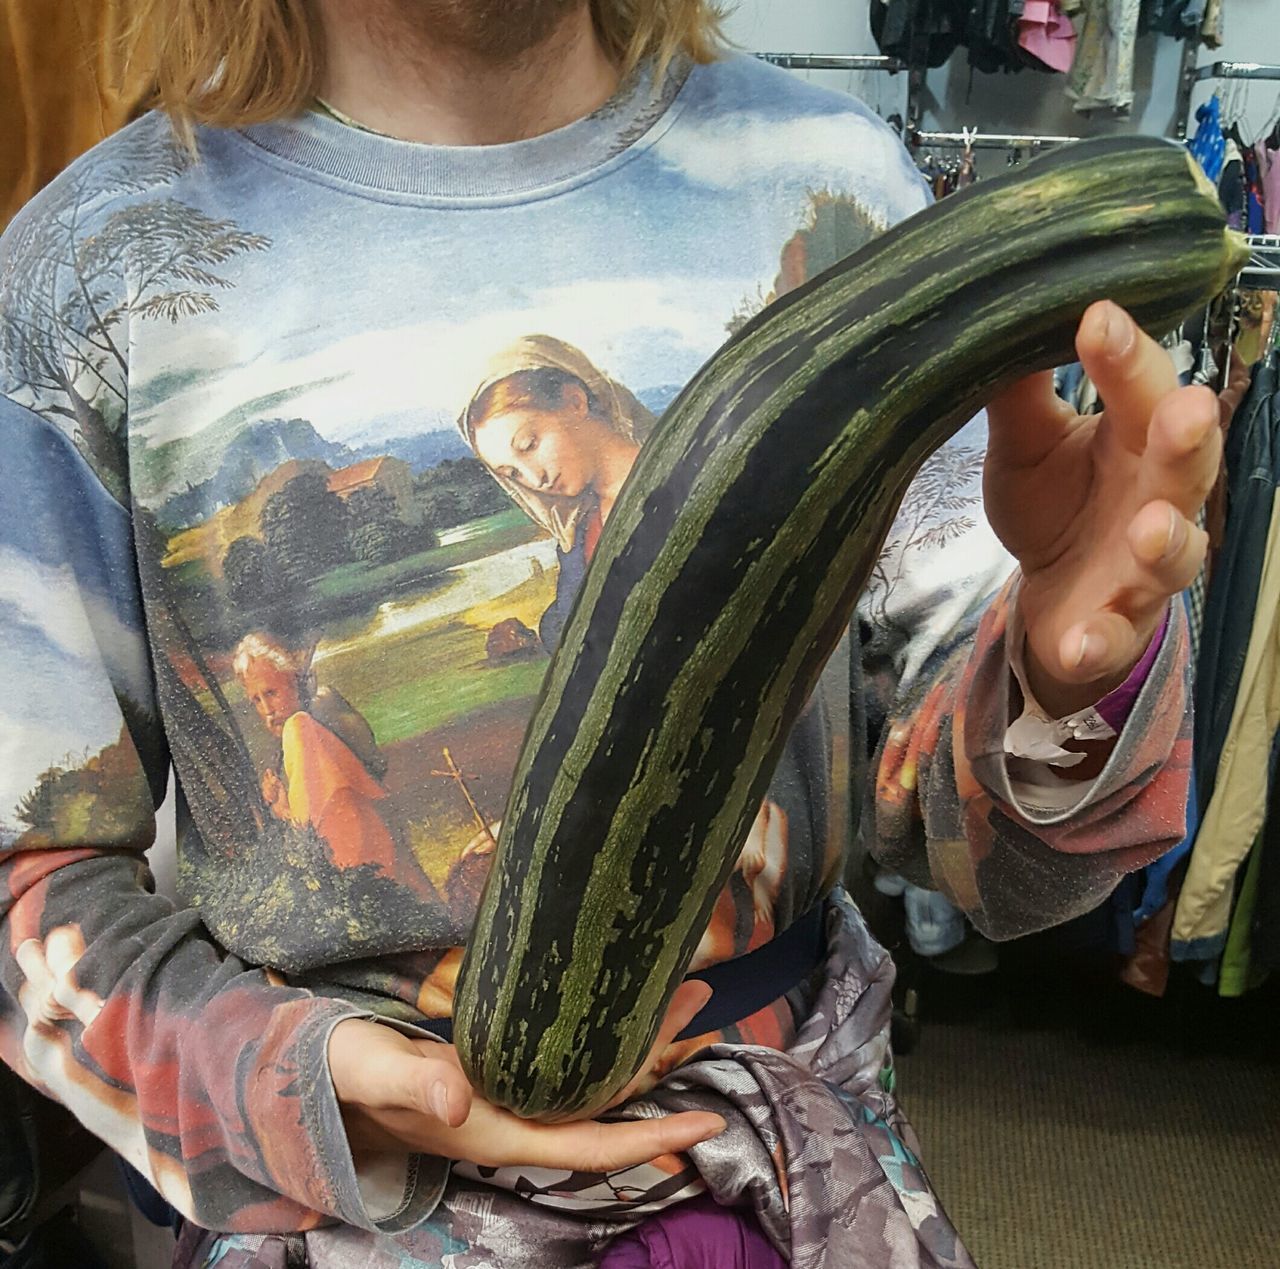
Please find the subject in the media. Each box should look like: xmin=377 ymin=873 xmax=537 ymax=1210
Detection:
xmin=472 ymin=380 xmax=602 ymax=500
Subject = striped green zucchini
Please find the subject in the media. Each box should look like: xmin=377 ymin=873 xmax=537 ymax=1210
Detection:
xmin=454 ymin=136 xmax=1247 ymax=1121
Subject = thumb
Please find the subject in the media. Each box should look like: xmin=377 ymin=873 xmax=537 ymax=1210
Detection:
xmin=329 ymin=1020 xmax=473 ymax=1128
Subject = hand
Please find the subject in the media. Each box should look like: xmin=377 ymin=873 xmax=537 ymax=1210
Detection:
xmin=985 ymin=301 xmax=1220 ymax=718
xmin=329 ymin=980 xmax=723 ymax=1172
xmin=261 ymin=769 xmax=286 ymax=814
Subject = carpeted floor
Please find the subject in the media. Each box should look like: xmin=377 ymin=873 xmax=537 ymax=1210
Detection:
xmin=895 ymin=965 xmax=1280 ymax=1269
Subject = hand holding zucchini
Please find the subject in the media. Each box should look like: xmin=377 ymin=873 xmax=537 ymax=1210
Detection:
xmin=455 ymin=136 xmax=1248 ymax=1121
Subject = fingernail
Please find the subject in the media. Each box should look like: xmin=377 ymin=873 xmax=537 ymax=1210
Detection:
xmin=703 ymin=1115 xmax=727 ymax=1139
xmin=1101 ymin=305 xmax=1134 ymax=358
xmin=428 ymin=1080 xmax=451 ymax=1123
xmin=1074 ymin=632 xmax=1103 ymax=670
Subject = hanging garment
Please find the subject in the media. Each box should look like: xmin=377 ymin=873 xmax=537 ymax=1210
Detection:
xmin=1219 ymin=141 xmax=1246 ymax=230
xmin=1188 ymin=94 xmax=1227 ymax=182
xmin=1120 ymin=893 xmax=1177 ymax=996
xmin=1017 ymin=0 xmax=1078 ymax=72
xmin=870 ymin=0 xmax=966 ymax=68
xmin=1200 ymin=0 xmax=1224 ymax=48
xmin=1064 ymin=0 xmax=1142 ymax=114
xmin=1137 ymin=0 xmax=1205 ymax=39
xmin=1193 ymin=356 xmax=1278 ymax=817
xmin=967 ymin=0 xmax=1049 ymax=73
xmin=1243 ymin=144 xmax=1268 ymax=235
xmin=1218 ymin=833 xmax=1269 ymax=997
xmin=1252 ymin=720 xmax=1280 ymax=970
xmin=1174 ymin=492 xmax=1280 ymax=957
xmin=1256 ymin=140 xmax=1280 ymax=235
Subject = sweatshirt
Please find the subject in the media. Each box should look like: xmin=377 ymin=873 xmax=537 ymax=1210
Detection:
xmin=0 ymin=51 xmax=1192 ymax=1262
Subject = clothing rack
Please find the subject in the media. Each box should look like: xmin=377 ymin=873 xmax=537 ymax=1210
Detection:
xmin=755 ymin=51 xmax=918 ymax=131
xmin=1239 ymin=235 xmax=1280 ymax=289
xmin=909 ymin=129 xmax=1079 ymax=151
xmin=1189 ymin=61 xmax=1280 ymax=85
xmin=1175 ymin=56 xmax=1280 ymax=139
xmin=756 ymin=53 xmax=905 ymax=74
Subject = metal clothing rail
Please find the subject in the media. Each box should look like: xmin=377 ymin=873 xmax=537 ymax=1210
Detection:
xmin=1190 ymin=62 xmax=1280 ymax=84
xmin=909 ymin=129 xmax=1079 ymax=151
xmin=1239 ymin=234 xmax=1280 ymax=289
xmin=755 ymin=52 xmax=905 ymax=73
xmin=1176 ymin=55 xmax=1280 ymax=139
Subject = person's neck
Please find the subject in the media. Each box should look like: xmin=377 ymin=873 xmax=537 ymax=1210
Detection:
xmin=312 ymin=3 xmax=621 ymax=146
xmin=595 ymin=432 xmax=641 ymax=524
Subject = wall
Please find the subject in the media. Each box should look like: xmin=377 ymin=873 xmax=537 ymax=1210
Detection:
xmin=723 ymin=0 xmax=1280 ymax=146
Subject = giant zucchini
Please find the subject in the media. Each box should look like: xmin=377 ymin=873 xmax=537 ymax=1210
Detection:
xmin=454 ymin=136 xmax=1246 ymax=1120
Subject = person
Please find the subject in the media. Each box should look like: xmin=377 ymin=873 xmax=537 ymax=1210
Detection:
xmin=460 ymin=334 xmax=655 ymax=650
xmin=233 ymin=633 xmax=398 ymax=876
xmin=0 ymin=2 xmax=1220 ymax=1266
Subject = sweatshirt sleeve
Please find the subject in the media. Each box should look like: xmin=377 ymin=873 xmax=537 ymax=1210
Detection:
xmin=0 ymin=187 xmax=444 ymax=1234
xmin=861 ymin=411 xmax=1194 ymax=940
xmin=824 ymin=112 xmax=1194 ymax=939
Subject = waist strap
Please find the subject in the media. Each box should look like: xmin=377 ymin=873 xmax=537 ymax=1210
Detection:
xmin=421 ymin=902 xmax=827 ymax=1045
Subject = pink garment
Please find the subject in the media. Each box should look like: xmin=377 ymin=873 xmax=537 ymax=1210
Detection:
xmin=597 ymin=1196 xmax=787 ymax=1269
xmin=1255 ymin=140 xmax=1280 ymax=234
xmin=1018 ymin=0 xmax=1078 ymax=73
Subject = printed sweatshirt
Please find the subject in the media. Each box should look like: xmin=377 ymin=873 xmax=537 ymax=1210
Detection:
xmin=0 ymin=53 xmax=1192 ymax=1237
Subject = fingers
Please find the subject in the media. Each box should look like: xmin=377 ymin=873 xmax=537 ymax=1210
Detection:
xmin=1126 ymin=500 xmax=1209 ymax=596
xmin=1076 ymin=301 xmax=1181 ymax=455
xmin=471 ymin=1107 xmax=727 ymax=1174
xmin=1053 ymin=499 xmax=1205 ymax=684
xmin=565 ymin=1112 xmax=728 ymax=1173
xmin=329 ymin=1020 xmax=473 ymax=1129
xmin=986 ymin=370 xmax=1079 ymax=470
xmin=1141 ymin=384 xmax=1222 ymax=518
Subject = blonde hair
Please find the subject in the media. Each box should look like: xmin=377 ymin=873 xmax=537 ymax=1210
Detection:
xmin=124 ymin=1 xmax=729 ymax=133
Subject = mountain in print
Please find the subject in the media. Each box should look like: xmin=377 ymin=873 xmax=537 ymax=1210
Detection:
xmin=637 ymin=384 xmax=683 ymax=417
xmin=161 ymin=417 xmax=348 ymax=527
xmin=159 ymin=419 xmax=474 ymax=529
xmin=349 ymin=429 xmax=471 ymax=474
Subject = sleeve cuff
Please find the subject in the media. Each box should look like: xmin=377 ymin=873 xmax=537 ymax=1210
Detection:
xmin=313 ymin=1012 xmax=451 ymax=1234
xmin=1003 ymin=597 xmax=1172 ymax=767
xmin=250 ymin=1000 xmax=450 ymax=1234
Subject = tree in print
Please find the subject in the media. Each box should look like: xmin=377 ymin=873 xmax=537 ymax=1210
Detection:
xmin=14 ymin=726 xmax=154 ymax=848
xmin=346 ymin=486 xmax=398 ymax=565
xmin=223 ymin=536 xmax=274 ymax=611
xmin=134 ymin=507 xmax=267 ymax=851
xmin=261 ymin=472 xmax=354 ymax=587
xmin=0 ymin=125 xmax=269 ymax=500
xmin=864 ymin=442 xmax=985 ymax=635
xmin=726 ymin=189 xmax=884 ymax=335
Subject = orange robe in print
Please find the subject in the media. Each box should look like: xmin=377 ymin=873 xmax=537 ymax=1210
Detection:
xmin=280 ymin=712 xmax=397 ymax=875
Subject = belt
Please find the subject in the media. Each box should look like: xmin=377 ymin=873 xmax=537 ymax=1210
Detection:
xmin=420 ymin=901 xmax=827 ymax=1045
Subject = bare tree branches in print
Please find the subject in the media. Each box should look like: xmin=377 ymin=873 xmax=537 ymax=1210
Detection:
xmin=865 ymin=442 xmax=985 ymax=636
xmin=0 ymin=124 xmax=269 ymax=500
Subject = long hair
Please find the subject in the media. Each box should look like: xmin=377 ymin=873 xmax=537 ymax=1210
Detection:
xmin=124 ymin=1 xmax=729 ymax=133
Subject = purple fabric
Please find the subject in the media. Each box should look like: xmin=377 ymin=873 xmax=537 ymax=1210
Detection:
xmin=597 ymin=1195 xmax=788 ymax=1268
xmin=1094 ymin=605 xmax=1171 ymax=731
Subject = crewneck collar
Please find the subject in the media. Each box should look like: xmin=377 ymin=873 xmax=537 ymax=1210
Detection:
xmin=237 ymin=57 xmax=693 ymax=204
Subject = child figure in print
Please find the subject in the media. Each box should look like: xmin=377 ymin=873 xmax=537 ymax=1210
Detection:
xmin=234 ymin=633 xmax=397 ymax=876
